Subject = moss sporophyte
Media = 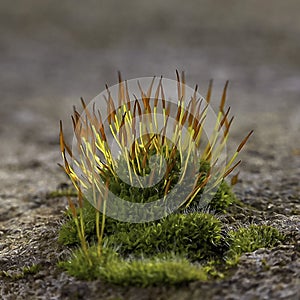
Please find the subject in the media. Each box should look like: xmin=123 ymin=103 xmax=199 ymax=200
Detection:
xmin=57 ymin=72 xmax=283 ymax=286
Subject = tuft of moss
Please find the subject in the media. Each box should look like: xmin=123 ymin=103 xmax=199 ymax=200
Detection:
xmin=58 ymin=178 xmax=236 ymax=247
xmin=105 ymin=212 xmax=225 ymax=261
xmin=59 ymin=202 xmax=226 ymax=261
xmin=225 ymin=225 xmax=284 ymax=265
xmin=59 ymin=246 xmax=207 ymax=286
xmin=58 ymin=198 xmax=285 ymax=285
xmin=56 ymin=74 xmax=280 ymax=286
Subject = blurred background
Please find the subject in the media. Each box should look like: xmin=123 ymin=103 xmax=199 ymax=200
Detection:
xmin=0 ymin=0 xmax=299 ymax=169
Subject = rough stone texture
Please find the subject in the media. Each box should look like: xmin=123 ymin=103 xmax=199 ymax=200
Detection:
xmin=0 ymin=1 xmax=299 ymax=299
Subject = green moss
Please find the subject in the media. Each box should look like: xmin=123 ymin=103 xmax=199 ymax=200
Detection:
xmin=59 ymin=246 xmax=207 ymax=286
xmin=60 ymin=224 xmax=285 ymax=285
xmin=0 ymin=264 xmax=40 ymax=280
xmin=58 ymin=177 xmax=236 ymax=246
xmin=59 ymin=203 xmax=226 ymax=261
xmin=186 ymin=180 xmax=238 ymax=213
xmin=22 ymin=264 xmax=40 ymax=275
xmin=55 ymin=76 xmax=283 ymax=287
xmin=105 ymin=212 xmax=225 ymax=261
xmin=208 ymin=180 xmax=239 ymax=212
xmin=57 ymin=76 xmax=269 ymax=286
xmin=202 ymin=259 xmax=226 ymax=279
xmin=58 ymin=201 xmax=97 ymax=245
xmin=58 ymin=195 xmax=284 ymax=286
xmin=56 ymin=165 xmax=282 ymax=286
xmin=225 ymin=225 xmax=284 ymax=265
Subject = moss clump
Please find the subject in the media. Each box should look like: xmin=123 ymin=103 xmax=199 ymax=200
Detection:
xmin=57 ymin=184 xmax=284 ymax=286
xmin=59 ymin=216 xmax=284 ymax=285
xmin=59 ymin=203 xmax=225 ymax=260
xmin=225 ymin=225 xmax=285 ymax=266
xmin=104 ymin=212 xmax=225 ymax=261
xmin=59 ymin=247 xmax=207 ymax=286
xmin=58 ymin=178 xmax=236 ymax=247
xmin=56 ymin=74 xmax=272 ymax=286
